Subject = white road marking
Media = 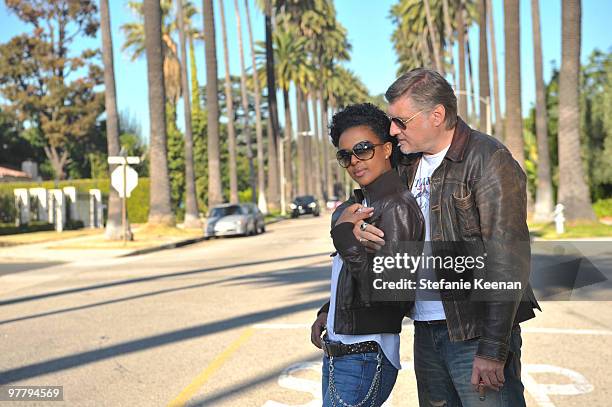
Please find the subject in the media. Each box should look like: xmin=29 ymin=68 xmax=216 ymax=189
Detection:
xmin=523 ymin=364 xmax=594 ymax=407
xmin=263 ymin=362 xmax=594 ymax=407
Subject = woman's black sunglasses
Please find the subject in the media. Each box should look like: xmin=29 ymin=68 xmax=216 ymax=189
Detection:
xmin=336 ymin=141 xmax=386 ymax=168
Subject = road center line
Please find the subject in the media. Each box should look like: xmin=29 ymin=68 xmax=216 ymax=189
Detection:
xmin=166 ymin=327 xmax=255 ymax=407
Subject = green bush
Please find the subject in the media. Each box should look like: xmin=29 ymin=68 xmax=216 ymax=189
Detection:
xmin=0 ymin=221 xmax=55 ymax=236
xmin=0 ymin=178 xmax=150 ymax=224
xmin=0 ymin=194 xmax=16 ymax=223
xmin=594 ymin=198 xmax=612 ymax=218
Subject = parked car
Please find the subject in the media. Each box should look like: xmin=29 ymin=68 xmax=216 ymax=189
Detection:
xmin=204 ymin=203 xmax=265 ymax=238
xmin=290 ymin=195 xmax=320 ymax=218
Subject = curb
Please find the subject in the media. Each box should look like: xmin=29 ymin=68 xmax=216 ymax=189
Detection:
xmin=121 ymin=236 xmax=207 ymax=257
xmin=122 ymin=216 xmax=289 ymax=257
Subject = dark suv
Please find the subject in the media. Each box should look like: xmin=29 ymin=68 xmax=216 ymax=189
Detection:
xmin=290 ymin=195 xmax=320 ymax=218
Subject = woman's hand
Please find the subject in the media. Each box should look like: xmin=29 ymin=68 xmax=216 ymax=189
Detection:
xmin=310 ymin=312 xmax=328 ymax=349
xmin=335 ymin=203 xmax=373 ymax=226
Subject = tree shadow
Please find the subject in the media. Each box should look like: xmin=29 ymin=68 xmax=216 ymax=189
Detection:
xmin=0 ymin=252 xmax=331 ymax=307
xmin=0 ymin=297 xmax=328 ymax=385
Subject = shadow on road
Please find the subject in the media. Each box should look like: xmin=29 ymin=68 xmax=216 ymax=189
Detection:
xmin=0 ymin=297 xmax=328 ymax=385
xmin=0 ymin=252 xmax=331 ymax=307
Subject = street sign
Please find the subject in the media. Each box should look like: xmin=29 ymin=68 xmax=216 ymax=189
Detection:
xmin=108 ymin=156 xmax=140 ymax=165
xmin=111 ymin=165 xmax=139 ymax=197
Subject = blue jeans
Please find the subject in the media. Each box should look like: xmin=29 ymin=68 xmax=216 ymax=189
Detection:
xmin=322 ymin=350 xmax=398 ymax=407
xmin=414 ymin=322 xmax=525 ymax=407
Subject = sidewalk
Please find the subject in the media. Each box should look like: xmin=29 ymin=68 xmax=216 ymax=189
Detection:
xmin=0 ymin=216 xmax=288 ymax=264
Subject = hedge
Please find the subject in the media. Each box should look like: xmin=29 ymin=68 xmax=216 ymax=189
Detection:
xmin=0 ymin=178 xmax=150 ymax=224
xmin=594 ymin=198 xmax=612 ymax=218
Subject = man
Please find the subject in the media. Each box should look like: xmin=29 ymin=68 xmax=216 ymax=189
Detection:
xmin=312 ymin=68 xmax=540 ymax=406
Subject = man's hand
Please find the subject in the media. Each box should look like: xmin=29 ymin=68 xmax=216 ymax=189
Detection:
xmin=471 ymin=356 xmax=505 ymax=392
xmin=310 ymin=312 xmax=327 ymax=349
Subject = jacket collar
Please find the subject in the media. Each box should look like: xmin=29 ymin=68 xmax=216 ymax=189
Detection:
xmin=446 ymin=116 xmax=471 ymax=162
xmin=354 ymin=169 xmax=403 ymax=204
xmin=398 ymin=116 xmax=472 ymax=166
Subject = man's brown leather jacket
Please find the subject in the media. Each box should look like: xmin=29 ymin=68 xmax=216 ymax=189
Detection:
xmin=319 ymin=117 xmax=540 ymax=362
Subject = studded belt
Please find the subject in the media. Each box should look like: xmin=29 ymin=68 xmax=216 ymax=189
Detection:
xmin=322 ymin=338 xmax=380 ymax=358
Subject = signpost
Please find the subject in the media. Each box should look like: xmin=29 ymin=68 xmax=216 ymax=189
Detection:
xmin=108 ymin=150 xmax=140 ymax=245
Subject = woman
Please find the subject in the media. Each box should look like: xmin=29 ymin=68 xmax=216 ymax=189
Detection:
xmin=316 ymin=103 xmax=424 ymax=407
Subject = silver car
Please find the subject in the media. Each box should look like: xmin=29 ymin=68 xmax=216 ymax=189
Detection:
xmin=204 ymin=203 xmax=265 ymax=238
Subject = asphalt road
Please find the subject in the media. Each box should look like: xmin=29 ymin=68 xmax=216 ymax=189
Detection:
xmin=0 ymin=214 xmax=611 ymax=406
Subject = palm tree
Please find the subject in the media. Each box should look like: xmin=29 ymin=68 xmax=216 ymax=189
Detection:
xmin=100 ymin=0 xmax=123 ymax=240
xmin=272 ymin=21 xmax=309 ymax=207
xmin=177 ymin=0 xmax=200 ymax=228
xmin=441 ymin=0 xmax=455 ymax=84
xmin=244 ymin=0 xmax=267 ymax=213
xmin=143 ymin=0 xmax=174 ymax=225
xmin=531 ymin=0 xmax=554 ymax=221
xmin=478 ymin=0 xmax=490 ymax=133
xmin=263 ymin=0 xmax=280 ymax=212
xmin=218 ymin=0 xmax=239 ymax=204
xmin=487 ymin=0 xmax=503 ymax=139
xmin=457 ymin=0 xmax=468 ymax=119
xmin=234 ymin=0 xmax=256 ymax=202
xmin=503 ymin=0 xmax=525 ymax=169
xmin=558 ymin=0 xmax=596 ymax=220
xmin=122 ymin=1 xmax=182 ymax=108
xmin=423 ymin=0 xmax=443 ymax=73
xmin=203 ymin=0 xmax=223 ymax=207
xmin=466 ymin=37 xmax=477 ymax=125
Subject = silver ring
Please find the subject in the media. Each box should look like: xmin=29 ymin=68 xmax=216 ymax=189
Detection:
xmin=360 ymin=222 xmax=369 ymax=232
xmin=359 ymin=238 xmax=365 ymax=244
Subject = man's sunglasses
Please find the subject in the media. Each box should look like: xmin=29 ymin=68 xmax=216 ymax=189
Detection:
xmin=386 ymin=109 xmax=424 ymax=130
xmin=336 ymin=140 xmax=386 ymax=168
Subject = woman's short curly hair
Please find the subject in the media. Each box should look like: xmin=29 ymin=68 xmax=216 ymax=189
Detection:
xmin=329 ymin=103 xmax=393 ymax=148
xmin=329 ymin=103 xmax=399 ymax=166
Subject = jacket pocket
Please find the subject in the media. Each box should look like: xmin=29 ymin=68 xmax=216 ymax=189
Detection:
xmin=451 ymin=191 xmax=481 ymax=239
xmin=452 ymin=192 xmax=481 ymax=240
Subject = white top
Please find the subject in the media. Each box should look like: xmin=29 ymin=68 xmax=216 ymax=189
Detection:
xmin=410 ymin=145 xmax=451 ymax=321
xmin=326 ymin=254 xmax=402 ymax=369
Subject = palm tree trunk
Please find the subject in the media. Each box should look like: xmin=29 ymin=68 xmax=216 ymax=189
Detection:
xmin=282 ymin=88 xmax=293 ymax=207
xmin=296 ymin=86 xmax=306 ymax=195
xmin=264 ymin=0 xmax=280 ymax=211
xmin=303 ymin=93 xmax=314 ymax=195
xmin=100 ymin=0 xmax=124 ymax=239
xmin=466 ymin=38 xmax=477 ymax=126
xmin=320 ymin=91 xmax=332 ymax=200
xmin=558 ymin=0 xmax=596 ymax=221
xmin=420 ymin=30 xmax=433 ymax=68
xmin=487 ymin=0 xmax=503 ymax=140
xmin=144 ymin=0 xmax=174 ymax=225
xmin=218 ymin=0 xmax=239 ymax=204
xmin=177 ymin=0 xmax=200 ymax=228
xmin=244 ymin=0 xmax=267 ymax=213
xmin=531 ymin=0 xmax=554 ymax=221
xmin=478 ymin=0 xmax=490 ymax=133
xmin=442 ymin=0 xmax=455 ymax=86
xmin=457 ymin=0 xmax=468 ymax=120
xmin=234 ymin=0 xmax=256 ymax=202
xmin=203 ymin=0 xmax=223 ymax=207
xmin=503 ymin=0 xmax=525 ymax=169
xmin=423 ymin=0 xmax=443 ymax=73
xmin=311 ymin=92 xmax=322 ymax=199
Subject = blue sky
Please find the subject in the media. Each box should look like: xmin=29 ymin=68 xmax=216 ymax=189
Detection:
xmin=1 ymin=0 xmax=611 ymax=141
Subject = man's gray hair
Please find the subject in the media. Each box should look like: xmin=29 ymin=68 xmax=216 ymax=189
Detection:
xmin=385 ymin=68 xmax=458 ymax=130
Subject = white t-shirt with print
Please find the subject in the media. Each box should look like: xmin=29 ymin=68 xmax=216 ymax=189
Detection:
xmin=411 ymin=144 xmax=451 ymax=321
